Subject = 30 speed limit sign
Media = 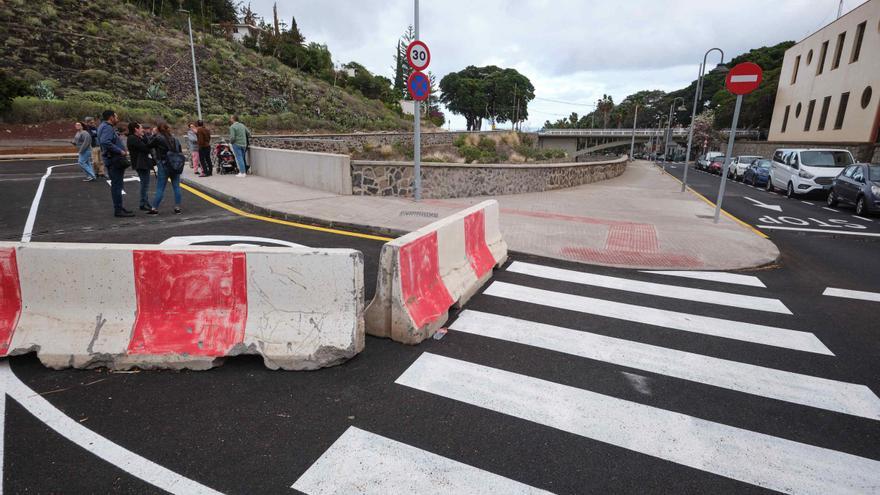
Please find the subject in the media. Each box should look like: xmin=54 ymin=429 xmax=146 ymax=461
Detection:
xmin=406 ymin=40 xmax=431 ymax=71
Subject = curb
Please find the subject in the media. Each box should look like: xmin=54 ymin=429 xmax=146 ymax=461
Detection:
xmin=180 ymin=176 xmax=408 ymax=240
xmin=0 ymin=153 xmax=78 ymax=161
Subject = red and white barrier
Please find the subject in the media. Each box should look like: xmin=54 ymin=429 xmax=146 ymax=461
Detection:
xmin=0 ymin=242 xmax=364 ymax=370
xmin=365 ymin=200 xmax=507 ymax=344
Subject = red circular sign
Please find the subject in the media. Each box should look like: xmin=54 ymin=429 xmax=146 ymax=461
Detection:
xmin=406 ymin=40 xmax=431 ymax=71
xmin=407 ymin=71 xmax=431 ymax=101
xmin=725 ymin=62 xmax=763 ymax=95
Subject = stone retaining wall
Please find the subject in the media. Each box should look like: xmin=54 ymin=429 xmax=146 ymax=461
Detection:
xmin=351 ymin=158 xmax=627 ymax=198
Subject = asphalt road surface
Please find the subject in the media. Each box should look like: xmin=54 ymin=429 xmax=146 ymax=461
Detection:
xmin=1 ymin=159 xmax=879 ymax=494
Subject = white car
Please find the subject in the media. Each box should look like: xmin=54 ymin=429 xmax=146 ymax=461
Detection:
xmin=767 ymin=148 xmax=855 ymax=197
xmin=729 ymin=155 xmax=762 ymax=180
xmin=697 ymin=151 xmax=724 ymax=171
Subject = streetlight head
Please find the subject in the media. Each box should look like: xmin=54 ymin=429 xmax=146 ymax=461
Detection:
xmin=716 ymin=64 xmax=730 ymax=74
xmin=677 ymin=105 xmax=687 ymax=111
xmin=179 ymin=8 xmax=189 ymax=13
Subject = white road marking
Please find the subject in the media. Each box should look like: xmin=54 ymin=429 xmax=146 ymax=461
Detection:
xmin=822 ymin=207 xmax=839 ymax=213
xmin=641 ymin=270 xmax=766 ymax=288
xmin=743 ymin=196 xmax=782 ymax=212
xmin=823 ymin=287 xmax=880 ymax=303
xmin=105 ymin=176 xmax=140 ymax=195
xmin=396 ymin=354 xmax=880 ymax=495
xmin=291 ymin=427 xmax=551 ymax=495
xmin=801 ymin=201 xmax=813 ymax=205
xmin=484 ymin=282 xmax=832 ymax=355
xmin=756 ymin=226 xmax=880 ymax=237
xmin=21 ymin=164 xmax=75 ymax=242
xmin=451 ymin=311 xmax=880 ymax=419
xmin=852 ymin=215 xmax=873 ymax=222
xmin=159 ymin=235 xmax=305 ymax=248
xmin=0 ymin=363 xmax=222 ymax=495
xmin=507 ymin=262 xmax=788 ymax=314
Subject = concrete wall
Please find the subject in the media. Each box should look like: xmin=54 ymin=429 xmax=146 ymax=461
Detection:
xmin=248 ymin=146 xmax=352 ymax=195
xmin=351 ymin=157 xmax=628 ymax=198
xmin=732 ymin=140 xmax=880 ymax=163
xmin=768 ymin=0 xmax=880 ymax=143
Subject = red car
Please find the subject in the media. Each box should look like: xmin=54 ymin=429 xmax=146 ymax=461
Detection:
xmin=708 ymin=156 xmax=727 ymax=175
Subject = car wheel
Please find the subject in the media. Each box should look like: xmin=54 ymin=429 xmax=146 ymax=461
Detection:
xmin=856 ymin=196 xmax=868 ymax=216
xmin=787 ymin=182 xmax=795 ymax=198
xmin=766 ymin=178 xmax=774 ymax=192
xmin=826 ymin=191 xmax=839 ymax=207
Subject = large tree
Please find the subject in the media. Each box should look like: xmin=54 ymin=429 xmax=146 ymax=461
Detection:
xmin=439 ymin=66 xmax=534 ymax=131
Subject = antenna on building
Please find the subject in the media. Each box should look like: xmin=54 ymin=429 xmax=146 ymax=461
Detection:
xmin=836 ymin=0 xmax=845 ymax=18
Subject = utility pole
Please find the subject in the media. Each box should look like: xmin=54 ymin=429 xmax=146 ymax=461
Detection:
xmin=629 ymin=103 xmax=639 ymax=161
xmin=683 ymin=48 xmax=725 ymax=193
xmin=512 ymin=84 xmax=518 ymax=131
xmin=181 ymin=9 xmax=202 ymax=121
xmin=413 ymin=0 xmax=421 ymax=201
xmin=837 ymin=0 xmax=845 ymax=18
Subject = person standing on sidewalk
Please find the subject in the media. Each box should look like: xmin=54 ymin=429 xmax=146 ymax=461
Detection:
xmin=84 ymin=116 xmax=106 ymax=179
xmin=97 ymin=110 xmax=133 ymax=217
xmin=228 ymin=115 xmax=250 ymax=177
xmin=127 ymin=121 xmax=155 ymax=212
xmin=196 ymin=120 xmax=213 ymax=177
xmin=147 ymin=122 xmax=184 ymax=215
xmin=186 ymin=123 xmax=201 ymax=174
xmin=72 ymin=122 xmax=96 ymax=182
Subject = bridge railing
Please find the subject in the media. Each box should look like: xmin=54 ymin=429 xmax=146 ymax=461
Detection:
xmin=539 ymin=128 xmax=763 ymax=139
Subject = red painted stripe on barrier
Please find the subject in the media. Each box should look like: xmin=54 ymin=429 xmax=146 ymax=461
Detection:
xmin=399 ymin=233 xmax=454 ymax=329
xmin=129 ymin=250 xmax=248 ymax=356
xmin=0 ymin=248 xmax=22 ymax=356
xmin=464 ymin=210 xmax=495 ymax=277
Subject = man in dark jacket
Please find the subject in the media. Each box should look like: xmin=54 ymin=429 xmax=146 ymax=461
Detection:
xmin=97 ymin=109 xmax=133 ymax=217
xmin=127 ymin=121 xmax=154 ymax=212
xmin=196 ymin=120 xmax=213 ymax=177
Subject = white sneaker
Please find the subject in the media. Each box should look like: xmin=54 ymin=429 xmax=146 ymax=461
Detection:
xmin=236 ymin=173 xmax=246 ymax=178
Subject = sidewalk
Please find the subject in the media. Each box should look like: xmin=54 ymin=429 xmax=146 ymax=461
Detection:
xmin=181 ymin=160 xmax=779 ymax=270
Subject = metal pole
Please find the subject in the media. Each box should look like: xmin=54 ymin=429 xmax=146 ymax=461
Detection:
xmin=413 ymin=0 xmax=421 ymax=201
xmin=629 ymin=104 xmax=638 ymax=161
xmin=683 ymin=48 xmax=724 ymax=193
xmin=714 ymin=94 xmax=742 ymax=223
xmin=186 ymin=13 xmax=202 ymax=121
xmin=664 ymin=104 xmax=674 ymax=164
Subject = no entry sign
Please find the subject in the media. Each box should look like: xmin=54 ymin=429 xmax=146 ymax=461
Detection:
xmin=406 ymin=40 xmax=431 ymax=71
xmin=407 ymin=71 xmax=431 ymax=101
xmin=725 ymin=62 xmax=763 ymax=95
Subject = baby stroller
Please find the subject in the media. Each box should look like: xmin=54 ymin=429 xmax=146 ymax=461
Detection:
xmin=214 ymin=142 xmax=239 ymax=175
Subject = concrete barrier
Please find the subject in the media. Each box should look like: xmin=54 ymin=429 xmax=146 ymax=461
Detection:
xmin=365 ymin=200 xmax=507 ymax=344
xmin=0 ymin=242 xmax=364 ymax=370
xmin=248 ymin=146 xmax=352 ymax=194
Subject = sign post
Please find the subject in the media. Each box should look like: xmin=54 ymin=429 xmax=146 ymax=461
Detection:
xmin=407 ymin=1 xmax=431 ymax=201
xmin=714 ymin=62 xmax=762 ymax=223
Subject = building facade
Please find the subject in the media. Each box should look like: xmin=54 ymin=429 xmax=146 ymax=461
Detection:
xmin=768 ymin=0 xmax=880 ymax=145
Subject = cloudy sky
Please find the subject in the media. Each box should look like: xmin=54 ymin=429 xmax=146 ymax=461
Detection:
xmin=250 ymin=0 xmax=863 ymax=130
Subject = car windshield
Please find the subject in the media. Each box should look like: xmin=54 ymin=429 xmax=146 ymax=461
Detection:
xmin=741 ymin=156 xmax=761 ymax=162
xmin=755 ymin=160 xmax=771 ymax=169
xmin=800 ymin=151 xmax=854 ymax=167
xmin=869 ymin=165 xmax=880 ymax=181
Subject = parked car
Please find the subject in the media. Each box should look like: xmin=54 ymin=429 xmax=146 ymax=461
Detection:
xmin=708 ymin=156 xmax=726 ymax=175
xmin=767 ymin=148 xmax=855 ymax=197
xmin=729 ymin=155 xmax=763 ymax=180
xmin=827 ymin=163 xmax=880 ymax=216
xmin=697 ymin=151 xmax=723 ymax=171
xmin=743 ymin=159 xmax=772 ymax=187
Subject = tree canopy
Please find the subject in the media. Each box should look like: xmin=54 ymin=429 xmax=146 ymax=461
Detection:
xmin=440 ymin=66 xmax=535 ymax=131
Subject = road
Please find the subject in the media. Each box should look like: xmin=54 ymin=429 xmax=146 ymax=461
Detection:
xmin=1 ymin=159 xmax=879 ymax=494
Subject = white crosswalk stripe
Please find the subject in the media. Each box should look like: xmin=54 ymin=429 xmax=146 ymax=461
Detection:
xmin=484 ymin=281 xmax=832 ymax=354
xmin=640 ymin=270 xmax=766 ymax=288
xmin=396 ymin=353 xmax=880 ymax=495
xmin=507 ymin=261 xmax=789 ymax=313
xmin=823 ymin=287 xmax=880 ymax=303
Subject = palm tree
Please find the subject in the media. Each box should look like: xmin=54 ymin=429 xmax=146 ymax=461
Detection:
xmin=597 ymin=94 xmax=614 ymax=128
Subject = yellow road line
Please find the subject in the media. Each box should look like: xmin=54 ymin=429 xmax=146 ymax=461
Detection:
xmin=180 ymin=183 xmax=394 ymax=242
xmin=659 ymin=166 xmax=770 ymax=239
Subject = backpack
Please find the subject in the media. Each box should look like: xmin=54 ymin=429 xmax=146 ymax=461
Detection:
xmin=88 ymin=126 xmax=99 ymax=148
xmin=164 ymin=135 xmax=186 ymax=175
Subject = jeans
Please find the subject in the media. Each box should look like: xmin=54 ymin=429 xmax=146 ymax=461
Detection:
xmin=77 ymin=149 xmax=95 ymax=179
xmin=107 ymin=163 xmax=126 ymax=213
xmin=232 ymin=144 xmax=247 ymax=173
xmin=136 ymin=168 xmax=152 ymax=209
xmin=153 ymin=162 xmax=181 ymax=208
xmin=199 ymin=146 xmax=213 ymax=175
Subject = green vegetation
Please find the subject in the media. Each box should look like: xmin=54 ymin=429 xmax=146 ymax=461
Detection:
xmin=440 ymin=66 xmax=535 ymax=131
xmin=451 ymin=132 xmax=566 ymax=164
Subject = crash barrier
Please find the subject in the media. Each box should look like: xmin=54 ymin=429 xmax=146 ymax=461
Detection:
xmin=365 ymin=200 xmax=508 ymax=344
xmin=0 ymin=242 xmax=364 ymax=370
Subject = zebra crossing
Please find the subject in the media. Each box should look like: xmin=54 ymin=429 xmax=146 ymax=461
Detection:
xmin=293 ymin=259 xmax=880 ymax=494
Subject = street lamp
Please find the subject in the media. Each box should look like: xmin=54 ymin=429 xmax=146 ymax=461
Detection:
xmin=682 ymin=48 xmax=727 ymax=193
xmin=629 ymin=102 xmax=639 ymax=161
xmin=664 ymin=97 xmax=686 ymax=163
xmin=654 ymin=116 xmax=667 ymax=159
xmin=180 ymin=9 xmax=203 ymax=121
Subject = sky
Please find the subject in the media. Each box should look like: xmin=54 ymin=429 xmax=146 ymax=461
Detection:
xmin=250 ymin=0 xmax=864 ymax=130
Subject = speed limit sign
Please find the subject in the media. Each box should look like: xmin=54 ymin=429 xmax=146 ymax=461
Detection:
xmin=406 ymin=40 xmax=431 ymax=71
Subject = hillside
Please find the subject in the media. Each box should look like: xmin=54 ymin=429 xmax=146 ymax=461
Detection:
xmin=0 ymin=0 xmax=411 ymax=132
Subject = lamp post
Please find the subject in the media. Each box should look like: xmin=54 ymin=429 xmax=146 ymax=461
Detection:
xmin=682 ymin=48 xmax=726 ymax=193
xmin=664 ymin=97 xmax=685 ymax=163
xmin=655 ymin=116 xmax=667 ymax=161
xmin=180 ymin=9 xmax=202 ymax=121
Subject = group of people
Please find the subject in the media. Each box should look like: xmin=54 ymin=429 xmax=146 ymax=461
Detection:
xmin=72 ymin=112 xmax=251 ymax=217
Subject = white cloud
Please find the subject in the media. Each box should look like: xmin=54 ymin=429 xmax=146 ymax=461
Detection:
xmin=247 ymin=0 xmax=861 ymax=130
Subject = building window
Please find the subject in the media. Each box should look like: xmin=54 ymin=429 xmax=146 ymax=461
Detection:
xmin=834 ymin=93 xmax=849 ymax=130
xmin=818 ymin=96 xmax=831 ymax=131
xmin=851 ymin=22 xmax=866 ymax=63
xmin=796 ymin=102 xmax=802 ymax=118
xmin=862 ymin=86 xmax=873 ymax=109
xmin=832 ymin=32 xmax=846 ymax=70
xmin=804 ymin=99 xmax=816 ymax=131
xmin=807 ymin=49 xmax=814 ymax=65
xmin=781 ymin=105 xmax=790 ymax=133
xmin=791 ymin=56 xmax=800 ymax=84
xmin=816 ymin=41 xmax=828 ymax=75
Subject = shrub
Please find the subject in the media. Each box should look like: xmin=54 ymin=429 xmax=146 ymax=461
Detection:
xmin=459 ymin=145 xmax=482 ymax=164
xmin=453 ymin=135 xmax=467 ymax=148
xmin=32 ymin=79 xmax=58 ymax=100
xmin=68 ymin=91 xmax=115 ymax=105
xmin=80 ymin=69 xmax=111 ymax=85
xmin=478 ymin=136 xmax=496 ymax=152
xmin=265 ymin=96 xmax=288 ymax=113
xmin=145 ymin=83 xmax=167 ymax=101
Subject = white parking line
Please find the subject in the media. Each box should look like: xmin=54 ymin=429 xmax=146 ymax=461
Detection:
xmin=756 ymin=226 xmax=880 ymax=237
xmin=451 ymin=311 xmax=880 ymax=419
xmin=822 ymin=207 xmax=839 ymax=213
xmin=823 ymin=287 xmax=880 ymax=303
xmin=507 ymin=262 xmax=789 ymax=314
xmin=484 ymin=282 xmax=832 ymax=355
xmin=396 ymin=353 xmax=880 ymax=495
xmin=291 ymin=427 xmax=551 ymax=495
xmin=801 ymin=201 xmax=813 ymax=206
xmin=641 ymin=270 xmax=765 ymax=288
xmin=852 ymin=215 xmax=873 ymax=223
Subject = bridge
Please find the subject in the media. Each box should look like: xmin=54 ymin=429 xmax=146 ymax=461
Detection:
xmin=536 ymin=128 xmax=762 ymax=158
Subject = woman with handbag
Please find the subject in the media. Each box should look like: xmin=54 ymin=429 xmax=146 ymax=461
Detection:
xmin=126 ymin=122 xmax=155 ymax=212
xmin=146 ymin=122 xmax=185 ymax=215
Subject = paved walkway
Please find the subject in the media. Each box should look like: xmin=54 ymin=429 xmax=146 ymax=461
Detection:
xmin=181 ymin=160 xmax=779 ymax=270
